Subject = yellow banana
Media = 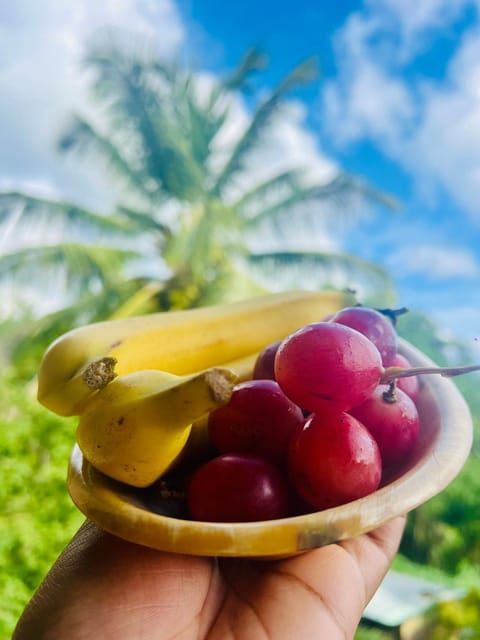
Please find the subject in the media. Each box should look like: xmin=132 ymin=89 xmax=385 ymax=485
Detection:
xmin=76 ymin=367 xmax=236 ymax=487
xmin=38 ymin=289 xmax=353 ymax=416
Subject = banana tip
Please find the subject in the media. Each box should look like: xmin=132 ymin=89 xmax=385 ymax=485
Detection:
xmin=82 ymin=357 xmax=118 ymax=390
xmin=205 ymin=368 xmax=237 ymax=404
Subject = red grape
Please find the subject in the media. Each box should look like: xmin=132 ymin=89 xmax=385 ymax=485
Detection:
xmin=253 ymin=340 xmax=281 ymax=380
xmin=391 ymin=353 xmax=420 ymax=401
xmin=208 ymin=379 xmax=304 ymax=466
xmin=288 ymin=412 xmax=382 ymax=510
xmin=187 ymin=453 xmax=289 ymax=522
xmin=274 ymin=322 xmax=383 ymax=414
xmin=331 ymin=306 xmax=398 ymax=366
xmin=349 ymin=384 xmax=419 ymax=468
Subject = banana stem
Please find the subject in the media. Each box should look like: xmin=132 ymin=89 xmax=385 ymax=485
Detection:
xmin=81 ymin=357 xmax=118 ymax=389
xmin=381 ymin=363 xmax=480 ymax=384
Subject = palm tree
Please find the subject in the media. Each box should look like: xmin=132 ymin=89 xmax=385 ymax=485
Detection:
xmin=0 ymin=42 xmax=396 ymax=369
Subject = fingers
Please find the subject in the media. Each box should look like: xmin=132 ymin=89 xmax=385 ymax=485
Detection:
xmin=269 ymin=516 xmax=407 ymax=639
xmin=341 ymin=515 xmax=407 ymax=601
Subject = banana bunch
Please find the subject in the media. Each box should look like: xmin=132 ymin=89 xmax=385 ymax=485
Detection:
xmin=76 ymin=368 xmax=237 ymax=487
xmin=39 ymin=289 xmax=352 ymax=486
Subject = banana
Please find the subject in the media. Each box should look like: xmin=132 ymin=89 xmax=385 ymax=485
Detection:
xmin=38 ymin=289 xmax=353 ymax=416
xmin=76 ymin=367 xmax=237 ymax=487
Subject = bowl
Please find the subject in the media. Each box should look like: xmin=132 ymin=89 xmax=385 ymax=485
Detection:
xmin=67 ymin=338 xmax=473 ymax=558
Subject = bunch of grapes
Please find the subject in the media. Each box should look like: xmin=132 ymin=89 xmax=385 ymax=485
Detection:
xmin=185 ymin=306 xmax=465 ymax=523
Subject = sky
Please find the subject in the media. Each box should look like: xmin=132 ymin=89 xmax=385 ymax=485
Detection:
xmin=1 ymin=0 xmax=479 ymax=352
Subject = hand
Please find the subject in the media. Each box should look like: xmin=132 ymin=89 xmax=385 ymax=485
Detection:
xmin=13 ymin=516 xmax=405 ymax=640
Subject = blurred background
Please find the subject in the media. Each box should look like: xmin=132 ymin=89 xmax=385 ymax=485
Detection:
xmin=1 ymin=1 xmax=479 ymax=637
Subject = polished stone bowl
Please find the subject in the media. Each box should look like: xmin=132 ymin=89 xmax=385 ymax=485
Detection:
xmin=67 ymin=338 xmax=473 ymax=558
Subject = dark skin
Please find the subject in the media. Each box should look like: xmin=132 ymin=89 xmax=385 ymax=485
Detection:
xmin=13 ymin=516 xmax=405 ymax=639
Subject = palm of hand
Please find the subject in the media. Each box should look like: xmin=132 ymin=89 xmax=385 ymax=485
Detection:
xmin=13 ymin=517 xmax=405 ymax=640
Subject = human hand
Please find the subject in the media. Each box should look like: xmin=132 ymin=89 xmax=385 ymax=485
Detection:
xmin=13 ymin=516 xmax=405 ymax=640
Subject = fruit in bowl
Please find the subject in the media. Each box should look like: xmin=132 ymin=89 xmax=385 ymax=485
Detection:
xmin=36 ymin=290 xmax=476 ymax=557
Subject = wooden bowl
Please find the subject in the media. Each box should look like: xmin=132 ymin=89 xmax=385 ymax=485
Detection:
xmin=67 ymin=339 xmax=473 ymax=558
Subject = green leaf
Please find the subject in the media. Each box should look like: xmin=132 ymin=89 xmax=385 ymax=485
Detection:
xmin=244 ymin=173 xmax=399 ymax=229
xmin=0 ymin=244 xmax=138 ymax=295
xmin=231 ymin=169 xmax=303 ymax=214
xmin=212 ymin=58 xmax=319 ymax=196
xmin=247 ymin=250 xmax=395 ymax=305
xmin=0 ymin=192 xmax=132 ymax=234
xmin=222 ymin=47 xmax=269 ymax=92
xmin=58 ymin=115 xmax=159 ymax=200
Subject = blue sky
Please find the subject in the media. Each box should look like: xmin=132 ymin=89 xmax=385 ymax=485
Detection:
xmin=1 ymin=0 xmax=479 ymax=351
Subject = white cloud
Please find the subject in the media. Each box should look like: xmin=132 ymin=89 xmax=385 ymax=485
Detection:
xmin=367 ymin=0 xmax=474 ymax=60
xmin=404 ymin=25 xmax=480 ymax=214
xmin=0 ymin=0 xmax=185 ymax=210
xmin=323 ymin=8 xmax=418 ymax=149
xmin=323 ymin=0 xmax=480 ymax=221
xmin=388 ymin=244 xmax=480 ymax=279
xmin=322 ymin=54 xmax=415 ymax=148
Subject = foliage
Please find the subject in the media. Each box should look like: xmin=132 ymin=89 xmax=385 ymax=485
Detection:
xmin=0 ymin=370 xmax=83 ymax=637
xmin=395 ymin=310 xmax=475 ymax=367
xmin=390 ymin=555 xmax=480 ymax=638
xmin=428 ymin=588 xmax=480 ymax=639
xmin=395 ymin=309 xmax=480 ymax=577
xmin=354 ymin=625 xmax=392 ymax=639
xmin=400 ymin=456 xmax=480 ymax=573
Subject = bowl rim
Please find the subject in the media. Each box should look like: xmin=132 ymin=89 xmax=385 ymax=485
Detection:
xmin=67 ymin=338 xmax=473 ymax=557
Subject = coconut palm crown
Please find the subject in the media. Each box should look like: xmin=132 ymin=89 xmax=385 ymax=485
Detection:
xmin=0 ymin=43 xmax=396 ymax=368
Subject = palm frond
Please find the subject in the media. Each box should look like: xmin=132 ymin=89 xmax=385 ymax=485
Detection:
xmin=7 ymin=278 xmax=151 ymax=373
xmin=333 ymin=173 xmax=400 ymax=209
xmin=247 ymin=250 xmax=396 ymax=305
xmin=0 ymin=243 xmax=138 ymax=291
xmin=223 ymin=48 xmax=269 ymax=92
xmin=58 ymin=115 xmax=159 ymax=200
xmin=0 ymin=191 xmax=132 ymax=235
xmin=243 ymin=173 xmax=399 ymax=229
xmin=230 ymin=169 xmax=303 ymax=213
xmin=183 ymin=84 xmax=230 ymax=170
xmin=115 ymin=205 xmax=172 ymax=236
xmin=212 ymin=58 xmax=319 ymax=196
xmin=107 ymin=280 xmax=164 ymax=319
xmin=169 ymin=205 xmax=219 ymax=281
xmin=85 ymin=50 xmax=205 ymax=200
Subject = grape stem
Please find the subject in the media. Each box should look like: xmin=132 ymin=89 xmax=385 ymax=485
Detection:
xmin=382 ymin=381 xmax=398 ymax=403
xmin=381 ymin=363 xmax=480 ymax=384
xmin=376 ymin=306 xmax=409 ymax=327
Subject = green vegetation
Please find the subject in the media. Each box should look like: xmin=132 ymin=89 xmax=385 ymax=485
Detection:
xmin=396 ymin=311 xmax=480 ymax=579
xmin=0 ymin=370 xmax=82 ymax=638
xmin=429 ymin=588 xmax=480 ymax=638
